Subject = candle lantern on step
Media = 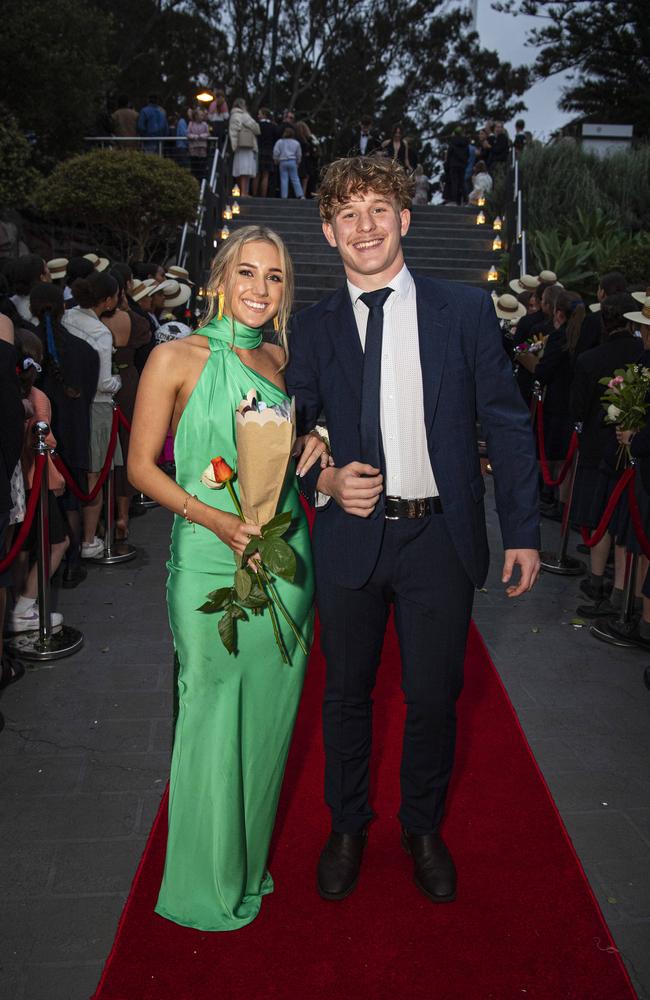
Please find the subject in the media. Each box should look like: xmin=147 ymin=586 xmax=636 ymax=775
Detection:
xmin=487 ymin=265 xmax=498 ymax=282
xmin=223 ymin=205 xmax=233 ymax=221
xmin=232 ymin=201 xmax=240 ymax=216
xmin=492 ymin=235 xmax=502 ymax=251
xmin=231 ymin=184 xmax=240 ymax=198
xmin=220 ymin=225 xmax=231 ymax=240
xmin=493 ymin=216 xmax=503 ymax=231
xmin=478 ymin=196 xmax=486 ymax=207
xmin=476 ymin=210 xmax=486 ymax=225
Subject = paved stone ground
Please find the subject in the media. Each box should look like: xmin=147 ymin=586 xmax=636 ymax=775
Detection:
xmin=1 ymin=483 xmax=649 ymax=1000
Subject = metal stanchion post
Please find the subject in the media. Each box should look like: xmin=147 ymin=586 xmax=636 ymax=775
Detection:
xmin=5 ymin=422 xmax=84 ymax=662
xmin=132 ymin=492 xmax=159 ymax=510
xmin=540 ymin=423 xmax=585 ymax=576
xmin=591 ymin=550 xmax=639 ymax=647
xmin=94 ymin=465 xmax=136 ymax=565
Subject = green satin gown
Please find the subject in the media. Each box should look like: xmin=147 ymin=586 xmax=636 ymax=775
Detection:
xmin=156 ymin=316 xmax=314 ymax=931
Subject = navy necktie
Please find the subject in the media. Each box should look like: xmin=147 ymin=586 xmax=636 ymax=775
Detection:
xmin=358 ymin=287 xmax=393 ymax=473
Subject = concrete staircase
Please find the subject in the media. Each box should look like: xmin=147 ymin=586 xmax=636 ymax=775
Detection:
xmin=228 ymin=197 xmax=492 ymax=310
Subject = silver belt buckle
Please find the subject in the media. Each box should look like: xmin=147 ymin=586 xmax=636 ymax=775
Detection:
xmin=385 ymin=495 xmax=400 ymax=521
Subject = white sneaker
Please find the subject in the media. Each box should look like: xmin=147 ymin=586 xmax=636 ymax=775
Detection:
xmin=7 ymin=605 xmax=64 ymax=634
xmin=81 ymin=537 xmax=104 ymax=559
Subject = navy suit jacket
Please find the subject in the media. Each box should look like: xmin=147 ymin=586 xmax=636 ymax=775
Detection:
xmin=285 ymin=275 xmax=540 ymax=589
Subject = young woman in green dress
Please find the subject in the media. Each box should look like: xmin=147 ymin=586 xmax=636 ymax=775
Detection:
xmin=128 ymin=227 xmax=327 ymax=931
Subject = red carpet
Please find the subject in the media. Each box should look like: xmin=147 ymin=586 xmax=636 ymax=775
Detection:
xmin=93 ymin=622 xmax=636 ymax=1000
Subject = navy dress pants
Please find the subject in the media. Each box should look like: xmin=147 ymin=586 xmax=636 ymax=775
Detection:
xmin=317 ymin=511 xmax=475 ymax=836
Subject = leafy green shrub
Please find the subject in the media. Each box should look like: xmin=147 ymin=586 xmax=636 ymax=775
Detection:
xmin=0 ymin=106 xmax=40 ymax=209
xmin=530 ymin=230 xmax=595 ymax=291
xmin=33 ymin=149 xmax=198 ymax=260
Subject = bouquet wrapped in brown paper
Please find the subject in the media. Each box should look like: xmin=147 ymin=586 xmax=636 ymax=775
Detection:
xmin=198 ymin=389 xmax=307 ymax=663
xmin=235 ymin=389 xmax=296 ymax=525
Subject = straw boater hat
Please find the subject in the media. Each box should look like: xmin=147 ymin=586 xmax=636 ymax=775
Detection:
xmin=624 ymin=296 xmax=650 ymax=327
xmin=47 ymin=257 xmax=68 ymax=281
xmin=509 ymin=274 xmax=540 ymax=294
xmin=493 ymin=293 xmax=526 ymax=322
xmin=162 ymin=281 xmax=192 ymax=309
xmin=537 ymin=269 xmax=563 ymax=287
xmin=131 ymin=279 xmax=156 ymax=302
xmin=632 ymin=288 xmax=650 ymax=305
xmin=165 ymin=265 xmax=194 ymax=286
xmin=589 ymin=302 xmax=601 ymax=313
xmin=83 ymin=252 xmax=110 ymax=273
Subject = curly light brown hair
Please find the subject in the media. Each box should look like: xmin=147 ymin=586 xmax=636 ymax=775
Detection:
xmin=318 ymin=156 xmax=415 ymax=222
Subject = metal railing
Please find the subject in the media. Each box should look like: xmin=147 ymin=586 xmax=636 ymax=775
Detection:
xmin=509 ymin=147 xmax=527 ymax=278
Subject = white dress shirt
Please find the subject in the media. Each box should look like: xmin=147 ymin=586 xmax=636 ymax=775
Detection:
xmin=347 ymin=265 xmax=438 ymax=499
xmin=61 ymin=306 xmax=121 ymax=402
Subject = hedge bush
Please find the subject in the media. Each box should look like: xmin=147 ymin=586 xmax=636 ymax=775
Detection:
xmin=33 ymin=149 xmax=198 ymax=261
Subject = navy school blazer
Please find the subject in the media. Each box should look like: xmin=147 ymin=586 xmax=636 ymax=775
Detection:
xmin=285 ymin=274 xmax=540 ymax=589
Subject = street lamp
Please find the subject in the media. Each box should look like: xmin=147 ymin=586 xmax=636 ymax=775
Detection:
xmin=196 ymin=90 xmax=214 ymax=104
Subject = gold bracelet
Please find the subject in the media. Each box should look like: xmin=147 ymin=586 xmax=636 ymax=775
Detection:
xmin=183 ymin=493 xmax=198 ymax=532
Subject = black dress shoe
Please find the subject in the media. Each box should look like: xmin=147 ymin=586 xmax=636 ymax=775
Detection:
xmin=401 ymin=828 xmax=457 ymax=903
xmin=317 ymin=830 xmax=367 ymax=900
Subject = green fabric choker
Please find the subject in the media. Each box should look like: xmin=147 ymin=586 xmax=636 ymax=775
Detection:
xmin=202 ymin=314 xmax=263 ymax=349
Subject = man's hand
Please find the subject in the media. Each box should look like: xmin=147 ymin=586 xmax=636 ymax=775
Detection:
xmin=317 ymin=462 xmax=383 ymax=517
xmin=502 ymin=548 xmax=540 ymax=597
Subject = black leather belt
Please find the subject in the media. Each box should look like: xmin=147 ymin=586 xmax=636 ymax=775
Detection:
xmin=384 ymin=496 xmax=443 ymax=520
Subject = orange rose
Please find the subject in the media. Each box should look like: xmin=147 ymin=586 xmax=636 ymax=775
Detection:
xmin=211 ymin=456 xmax=234 ymax=484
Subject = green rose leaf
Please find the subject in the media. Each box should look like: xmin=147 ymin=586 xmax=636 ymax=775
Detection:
xmin=260 ymin=537 xmax=296 ymax=581
xmin=242 ymin=537 xmax=260 ymax=560
xmin=231 ymin=604 xmax=248 ymax=622
xmin=234 ymin=568 xmax=252 ymax=601
xmin=261 ymin=511 xmax=293 ymax=539
xmin=218 ymin=608 xmax=235 ymax=654
xmin=239 ymin=582 xmax=269 ymax=609
xmin=206 ymin=587 xmax=233 ymax=609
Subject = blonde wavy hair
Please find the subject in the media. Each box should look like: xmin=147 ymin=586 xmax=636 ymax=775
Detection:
xmin=200 ymin=225 xmax=294 ymax=363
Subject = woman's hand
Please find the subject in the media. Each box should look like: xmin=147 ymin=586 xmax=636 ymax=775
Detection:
xmin=211 ymin=510 xmax=262 ymax=557
xmin=294 ymin=432 xmax=333 ymax=477
xmin=616 ymin=428 xmax=634 ymax=446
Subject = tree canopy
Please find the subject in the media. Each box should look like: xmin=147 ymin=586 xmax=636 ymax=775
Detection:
xmin=1 ymin=0 xmax=530 ymax=161
xmin=492 ymin=0 xmax=650 ymax=136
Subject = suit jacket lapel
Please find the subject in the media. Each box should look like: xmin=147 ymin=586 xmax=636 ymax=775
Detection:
xmin=327 ymin=285 xmax=364 ymax=402
xmin=414 ymin=276 xmax=451 ymax=437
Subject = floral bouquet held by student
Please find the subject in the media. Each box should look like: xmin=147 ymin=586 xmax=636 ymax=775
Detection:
xmin=198 ymin=389 xmax=308 ymax=663
xmin=600 ymin=363 xmax=650 ymax=467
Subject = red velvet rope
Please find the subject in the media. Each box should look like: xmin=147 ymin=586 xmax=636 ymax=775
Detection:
xmin=580 ymin=466 xmax=635 ymax=548
xmin=0 ymin=454 xmax=45 ymax=572
xmin=536 ymin=400 xmax=579 ymax=487
xmin=626 ymin=474 xmax=650 ymax=559
xmin=52 ymin=408 xmax=120 ymax=503
xmin=116 ymin=408 xmax=132 ymax=434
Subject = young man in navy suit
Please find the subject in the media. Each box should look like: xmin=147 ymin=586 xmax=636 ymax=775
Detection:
xmin=286 ymin=157 xmax=540 ymax=904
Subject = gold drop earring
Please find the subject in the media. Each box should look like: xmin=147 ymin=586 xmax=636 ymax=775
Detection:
xmin=273 ymin=315 xmax=280 ymax=333
xmin=217 ymin=290 xmax=225 ymax=321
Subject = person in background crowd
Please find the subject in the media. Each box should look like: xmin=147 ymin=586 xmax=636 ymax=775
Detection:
xmin=577 ymin=271 xmax=627 ymax=357
xmin=445 ymin=126 xmax=469 ymax=206
xmin=64 ymin=257 xmax=95 ymax=307
xmin=253 ymin=108 xmax=280 ymax=198
xmin=0 ymin=313 xmax=24 ymax=694
xmin=381 ymin=123 xmax=413 ymax=171
xmin=489 ymin=122 xmax=510 ymax=171
xmin=411 ymin=163 xmax=430 ymax=205
xmin=207 ymin=89 xmax=229 ymax=141
xmin=346 ymin=115 xmax=382 ymax=157
xmin=111 ymin=262 xmax=135 ymax=296
xmin=30 ymin=283 xmax=99 ymax=588
xmin=174 ymin=108 xmax=189 ymax=169
xmin=47 ymin=259 xmax=68 ymax=287
xmin=273 ymin=126 xmax=304 ymax=200
xmin=137 ymin=94 xmax=169 ymax=153
xmin=295 ymin=121 xmax=319 ymax=198
xmin=468 ymin=161 xmax=492 ymax=205
xmin=229 ymin=98 xmax=261 ymax=198
xmin=476 ymin=127 xmax=492 ymax=169
xmin=282 ymin=109 xmax=296 ymax=127
xmin=513 ymin=119 xmax=526 ymax=158
xmin=165 ymin=265 xmax=193 ymax=286
xmin=10 ymin=255 xmax=51 ymax=323
xmin=155 ymin=282 xmax=193 ymax=342
xmin=619 ymin=298 xmax=650 ymax=643
xmin=464 ymin=135 xmax=478 ymax=199
xmin=519 ymin=289 xmax=582 ymax=519
xmin=61 ymin=271 xmax=123 ymax=559
xmin=187 ymin=108 xmax=210 ymax=180
xmin=571 ymin=293 xmax=644 ymax=617
xmin=112 ymin=96 xmax=139 ymax=139
xmin=103 ymin=271 xmax=152 ymax=541
xmin=6 ymin=328 xmax=69 ymax=634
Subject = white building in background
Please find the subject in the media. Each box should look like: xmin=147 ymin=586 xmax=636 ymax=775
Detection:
xmin=581 ymin=123 xmax=634 ymax=158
